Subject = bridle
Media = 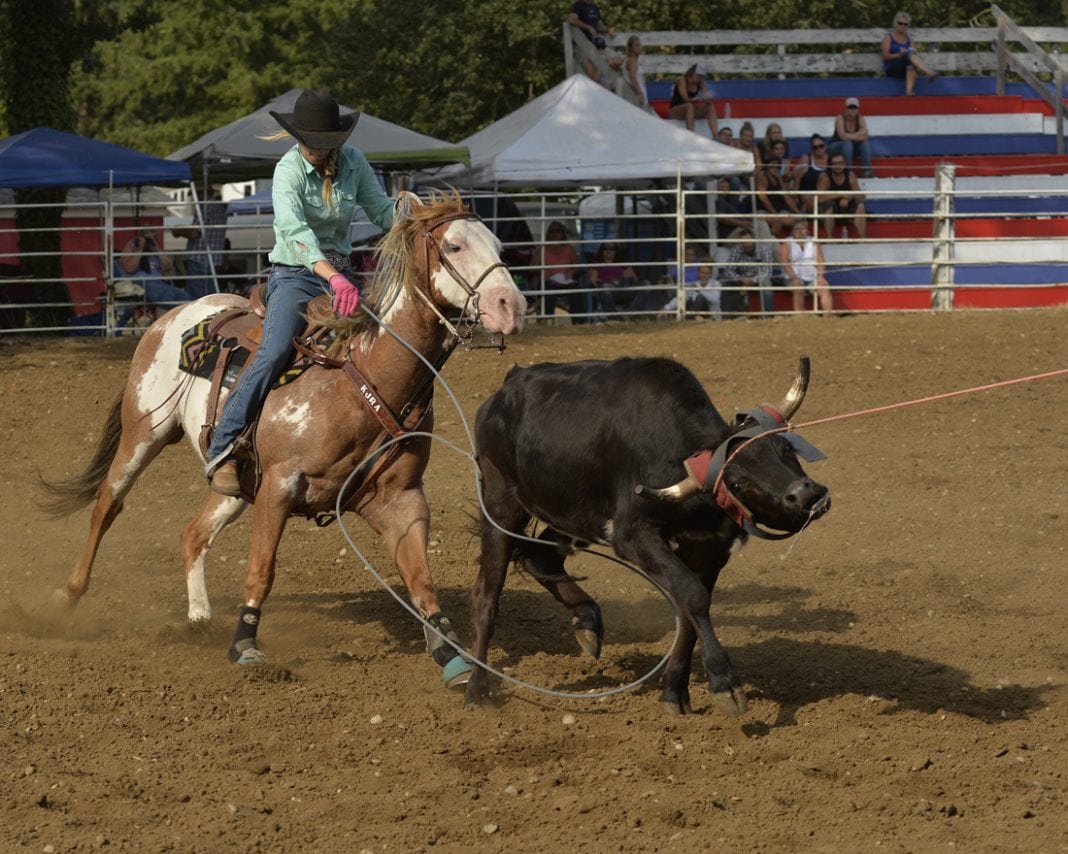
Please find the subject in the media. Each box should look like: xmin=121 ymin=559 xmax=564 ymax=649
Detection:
xmin=415 ymin=211 xmax=511 ymax=352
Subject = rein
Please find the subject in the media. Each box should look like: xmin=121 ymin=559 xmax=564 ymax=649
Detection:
xmin=418 ymin=211 xmax=510 ymax=352
xmin=290 ymin=205 xmax=506 ymax=515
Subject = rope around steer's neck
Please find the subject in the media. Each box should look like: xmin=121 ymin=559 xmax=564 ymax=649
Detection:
xmin=333 ymin=303 xmax=683 ymax=702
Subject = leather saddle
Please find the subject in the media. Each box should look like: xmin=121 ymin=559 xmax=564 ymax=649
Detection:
xmin=190 ymin=287 xmax=336 ymax=469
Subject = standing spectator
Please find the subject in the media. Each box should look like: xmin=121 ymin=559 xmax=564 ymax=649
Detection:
xmin=620 ymin=35 xmax=653 ymax=111
xmin=171 ymin=188 xmax=229 ymax=298
xmin=721 ymin=227 xmax=777 ymax=316
xmin=828 ymin=97 xmax=874 ymax=178
xmin=780 ymin=219 xmax=833 ymax=313
xmin=568 ymin=1 xmax=622 ymax=90
xmin=667 ymin=63 xmax=718 ymax=135
xmin=817 ymin=152 xmax=867 ymax=239
xmin=881 ymin=11 xmax=938 ymax=96
xmin=794 ymin=134 xmax=830 ymax=216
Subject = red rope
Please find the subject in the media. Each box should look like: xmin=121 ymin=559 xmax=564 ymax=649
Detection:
xmin=792 ymin=366 xmax=1068 ymax=431
xmin=711 ymin=366 xmax=1068 ymax=501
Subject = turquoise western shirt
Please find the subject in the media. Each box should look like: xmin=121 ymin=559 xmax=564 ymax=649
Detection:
xmin=268 ymin=145 xmax=395 ymax=270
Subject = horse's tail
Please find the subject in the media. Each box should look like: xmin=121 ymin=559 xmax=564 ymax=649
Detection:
xmin=37 ymin=390 xmax=125 ymax=518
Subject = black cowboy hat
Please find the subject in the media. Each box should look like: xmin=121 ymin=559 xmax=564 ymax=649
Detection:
xmin=269 ymin=89 xmax=359 ymax=149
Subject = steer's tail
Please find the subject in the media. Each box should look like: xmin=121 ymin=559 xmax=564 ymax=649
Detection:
xmin=37 ymin=390 xmax=125 ymax=518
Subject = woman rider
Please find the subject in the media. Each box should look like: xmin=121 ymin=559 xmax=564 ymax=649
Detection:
xmin=204 ymin=89 xmax=397 ymax=496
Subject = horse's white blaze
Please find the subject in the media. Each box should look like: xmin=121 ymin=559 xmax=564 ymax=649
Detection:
xmin=431 ymin=219 xmax=524 ymax=335
xmin=270 ymin=399 xmax=312 ymax=437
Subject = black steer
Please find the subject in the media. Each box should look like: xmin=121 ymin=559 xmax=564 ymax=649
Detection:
xmin=467 ymin=356 xmax=830 ymax=715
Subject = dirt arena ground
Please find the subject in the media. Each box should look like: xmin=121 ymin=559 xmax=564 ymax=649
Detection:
xmin=2 ymin=308 xmax=1066 ymax=853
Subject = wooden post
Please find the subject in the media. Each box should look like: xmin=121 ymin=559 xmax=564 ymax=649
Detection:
xmin=563 ymin=22 xmax=575 ymax=78
xmin=931 ymin=162 xmax=956 ymax=311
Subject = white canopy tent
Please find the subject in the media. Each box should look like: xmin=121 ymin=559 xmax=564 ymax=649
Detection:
xmin=421 ymin=74 xmax=753 ymax=189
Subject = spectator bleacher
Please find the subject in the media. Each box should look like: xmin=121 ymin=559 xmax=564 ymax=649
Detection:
xmin=549 ymin=9 xmax=1068 ymax=315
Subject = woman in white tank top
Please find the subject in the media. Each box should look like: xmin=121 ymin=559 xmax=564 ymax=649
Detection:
xmin=780 ymin=220 xmax=834 ymax=313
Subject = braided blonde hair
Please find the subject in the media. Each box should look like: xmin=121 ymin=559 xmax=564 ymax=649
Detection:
xmin=260 ymin=129 xmax=338 ymax=210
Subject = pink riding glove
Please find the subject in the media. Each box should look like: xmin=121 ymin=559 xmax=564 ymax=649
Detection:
xmin=329 ymin=273 xmax=360 ymax=317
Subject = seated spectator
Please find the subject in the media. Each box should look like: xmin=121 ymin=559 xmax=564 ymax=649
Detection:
xmin=659 ymin=262 xmax=720 ymax=319
xmin=589 ymin=242 xmax=636 ymax=315
xmin=667 ymin=63 xmax=718 ymax=135
xmin=828 ymin=97 xmax=874 ymax=178
xmin=737 ymin=121 xmax=762 ymax=172
xmin=721 ymin=227 xmax=778 ymax=316
xmin=758 ymin=122 xmax=790 ymax=166
xmin=170 ymin=188 xmax=229 ymax=298
xmin=756 ymin=153 xmax=802 ymax=237
xmin=539 ymin=221 xmax=589 ymax=320
xmin=714 ymin=177 xmax=752 ymax=241
xmin=881 ymin=11 xmax=938 ymax=96
xmin=779 ymin=220 xmax=833 ymax=313
xmin=115 ymin=230 xmax=190 ymax=308
xmin=568 ymin=1 xmax=623 ymax=91
xmin=794 ymin=134 xmax=830 ymax=215
xmin=717 ymin=126 xmax=734 ymax=146
xmin=816 ymin=152 xmax=867 ymax=239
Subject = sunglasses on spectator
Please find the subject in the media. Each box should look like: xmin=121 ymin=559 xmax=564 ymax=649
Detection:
xmin=812 ymin=143 xmax=825 ymax=149
xmin=896 ymin=20 xmax=909 ymax=25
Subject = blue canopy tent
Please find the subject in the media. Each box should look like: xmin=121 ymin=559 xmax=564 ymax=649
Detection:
xmin=0 ymin=127 xmax=192 ymax=188
xmin=0 ymin=127 xmax=194 ymax=333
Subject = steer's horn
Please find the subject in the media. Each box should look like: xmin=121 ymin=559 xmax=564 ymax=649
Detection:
xmin=635 ymin=474 xmax=702 ymax=503
xmin=774 ymin=356 xmax=811 ymax=422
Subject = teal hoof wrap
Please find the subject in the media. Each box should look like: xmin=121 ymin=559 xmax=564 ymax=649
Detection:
xmin=442 ymin=654 xmax=473 ymax=690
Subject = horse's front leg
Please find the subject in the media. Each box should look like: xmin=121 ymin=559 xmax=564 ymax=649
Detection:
xmin=360 ymin=483 xmax=472 ymax=689
xmin=180 ymin=492 xmax=248 ymax=622
xmin=227 ymin=475 xmax=292 ymax=665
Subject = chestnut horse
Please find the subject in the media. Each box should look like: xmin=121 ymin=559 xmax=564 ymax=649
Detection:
xmin=41 ymin=193 xmax=526 ymax=687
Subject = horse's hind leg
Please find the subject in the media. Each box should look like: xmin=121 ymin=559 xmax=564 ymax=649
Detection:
xmin=60 ymin=407 xmax=180 ymax=608
xmin=180 ymin=492 xmax=248 ymax=622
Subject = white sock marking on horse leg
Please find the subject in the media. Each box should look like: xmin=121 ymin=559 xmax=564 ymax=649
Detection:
xmin=187 ymin=558 xmax=212 ymax=622
xmin=186 ymin=497 xmax=246 ymax=622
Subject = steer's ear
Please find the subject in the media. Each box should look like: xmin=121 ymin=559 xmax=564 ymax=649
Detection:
xmin=782 ymin=432 xmax=828 ymax=463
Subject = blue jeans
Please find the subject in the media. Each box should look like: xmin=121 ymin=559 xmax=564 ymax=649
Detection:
xmin=185 ymin=258 xmax=218 ymax=299
xmin=206 ymin=264 xmax=335 ymax=463
xmin=143 ymin=277 xmax=191 ymax=305
xmin=828 ymin=139 xmax=872 ymax=173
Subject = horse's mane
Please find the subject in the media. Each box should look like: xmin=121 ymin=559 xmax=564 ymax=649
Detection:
xmin=317 ymin=190 xmax=468 ymax=353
